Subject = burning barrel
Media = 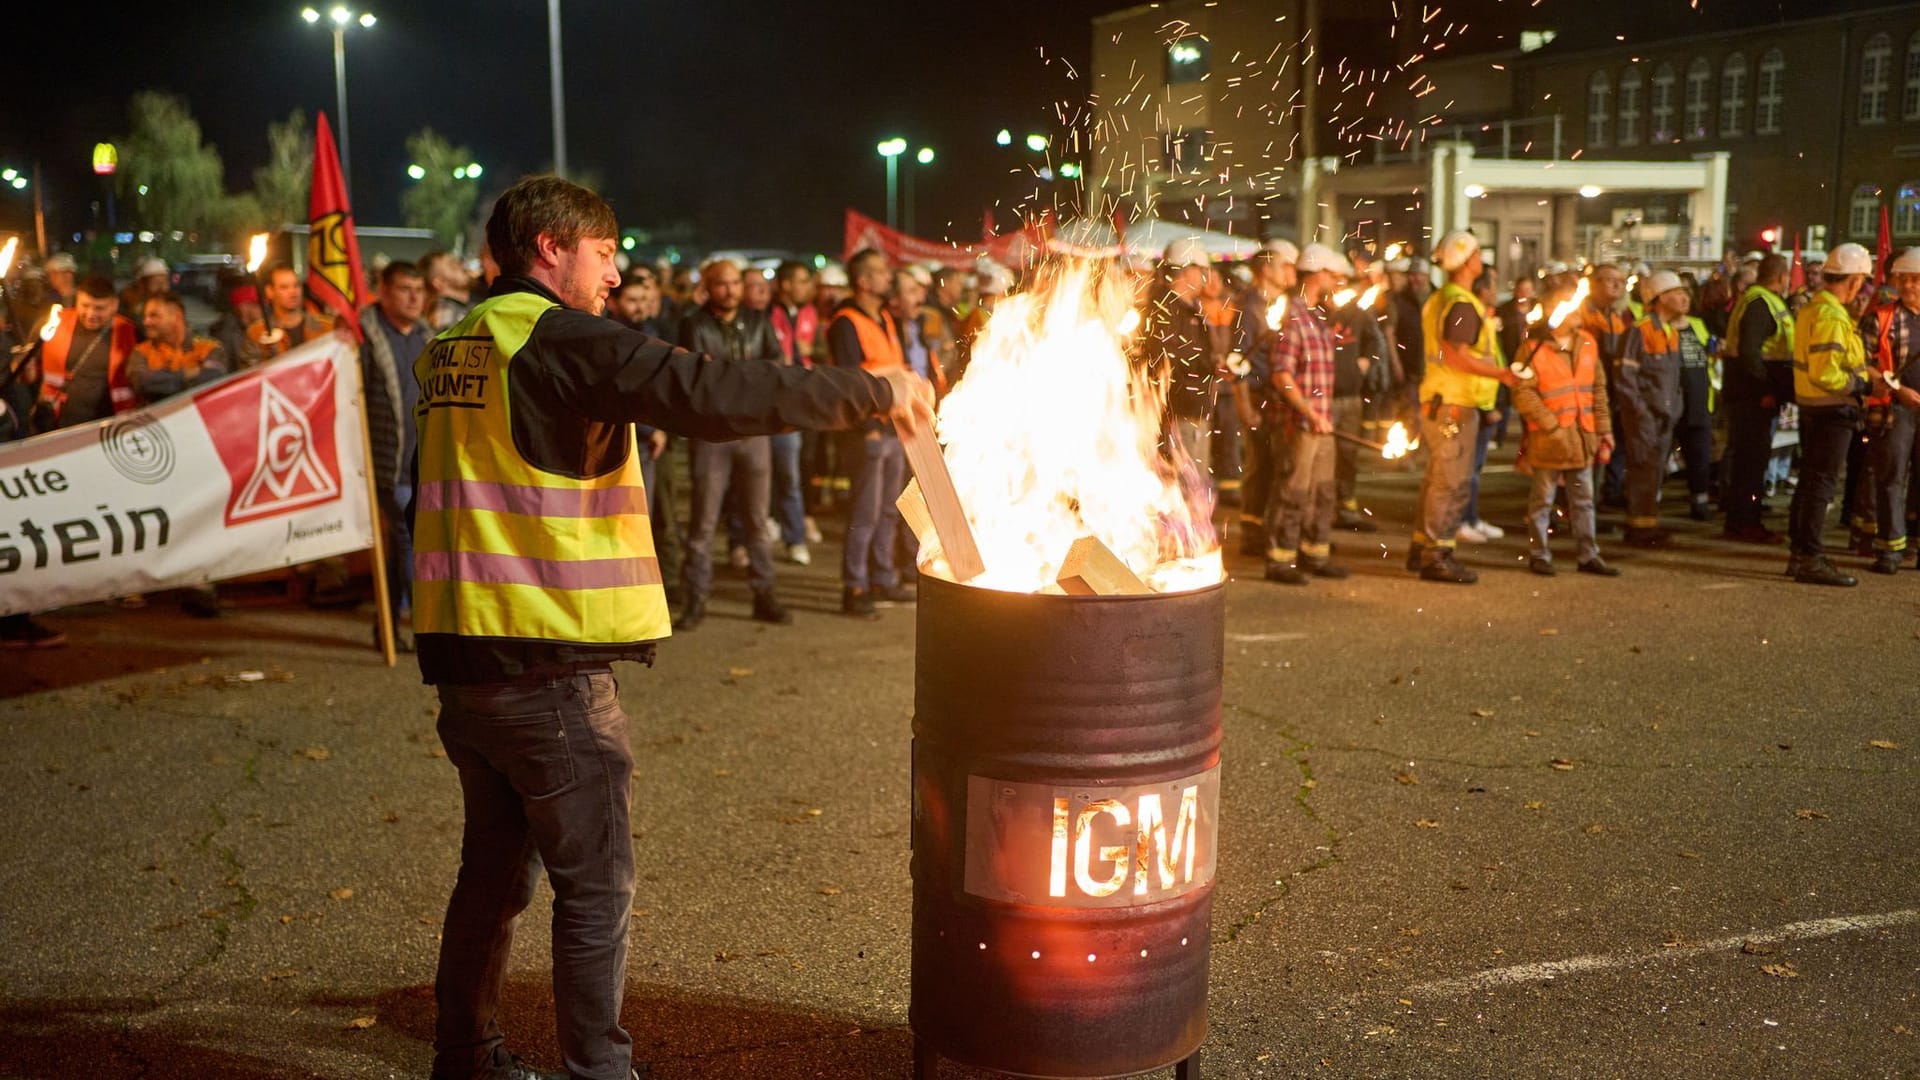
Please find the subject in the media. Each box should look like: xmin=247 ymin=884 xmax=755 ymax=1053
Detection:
xmin=909 ymin=572 xmax=1224 ymax=1079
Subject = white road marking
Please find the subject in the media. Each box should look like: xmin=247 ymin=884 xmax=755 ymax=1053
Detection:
xmin=1230 ymin=632 xmax=1310 ymax=643
xmin=1399 ymin=909 xmax=1920 ymax=998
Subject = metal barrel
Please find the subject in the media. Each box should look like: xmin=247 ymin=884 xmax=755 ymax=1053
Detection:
xmin=909 ymin=573 xmax=1225 ymax=1079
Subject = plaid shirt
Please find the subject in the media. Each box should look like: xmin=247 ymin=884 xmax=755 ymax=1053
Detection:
xmin=1270 ymin=299 xmax=1336 ymax=430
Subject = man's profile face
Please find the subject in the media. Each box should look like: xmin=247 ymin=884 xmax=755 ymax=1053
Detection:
xmin=1658 ymin=289 xmax=1690 ymax=320
xmin=47 ymin=268 xmax=74 ymax=297
xmin=611 ymin=284 xmax=648 ymax=323
xmin=75 ymin=290 xmax=116 ymax=331
xmin=892 ymin=274 xmax=926 ymax=314
xmin=267 ymin=269 xmax=304 ymax=315
xmin=742 ymin=271 xmax=771 ymax=310
xmin=777 ymin=268 xmax=815 ymax=307
xmin=552 ymin=236 xmax=621 ymax=315
xmin=1896 ymin=273 xmax=1920 ymax=311
xmin=855 ymin=256 xmax=892 ymax=298
xmin=1590 ymin=267 xmax=1625 ymax=306
xmin=704 ymin=263 xmax=744 ymax=313
xmin=381 ymin=273 xmax=427 ymax=324
xmin=142 ymin=298 xmax=185 ymax=345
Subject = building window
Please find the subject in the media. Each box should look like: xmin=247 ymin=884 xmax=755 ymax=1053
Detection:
xmin=1756 ymin=49 xmax=1785 ymax=134
xmin=1163 ymin=130 xmax=1209 ymax=175
xmin=1720 ymin=54 xmax=1747 ymax=137
xmin=1684 ymin=57 xmax=1711 ymax=140
xmin=1651 ymin=63 xmax=1677 ymax=142
xmin=1862 ymin=33 xmax=1893 ymax=124
xmin=1897 ymin=183 xmax=1920 ymax=237
xmin=1851 ymin=184 xmax=1883 ymax=239
xmin=1906 ymin=33 xmax=1920 ymax=120
xmin=1587 ymin=71 xmax=1611 ymax=148
xmin=1166 ymin=39 xmax=1210 ymax=85
xmin=1618 ymin=67 xmax=1643 ymax=145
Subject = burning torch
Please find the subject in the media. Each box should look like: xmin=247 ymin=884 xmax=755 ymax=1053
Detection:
xmin=1331 ymin=419 xmax=1418 ymax=460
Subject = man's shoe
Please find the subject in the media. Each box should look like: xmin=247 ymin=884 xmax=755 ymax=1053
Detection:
xmin=1794 ymin=557 xmax=1858 ymax=587
xmin=1454 ymin=521 xmax=1490 ymax=544
xmin=786 ymin=542 xmax=812 ymax=566
xmin=1419 ymin=554 xmax=1479 ymax=584
xmin=1577 ymin=558 xmax=1622 ymax=577
xmin=1265 ymin=562 xmax=1310 ymax=585
xmin=804 ymin=516 xmax=823 ymax=544
xmin=182 ymin=589 xmax=222 ymax=618
xmin=1529 ymin=556 xmax=1556 ymax=576
xmin=485 ymin=1053 xmax=567 ymax=1080
xmin=1306 ymin=560 xmax=1350 ymax=579
xmin=1624 ymin=526 xmax=1672 ymax=548
xmin=673 ymin=598 xmax=707 ymax=631
xmin=879 ymin=583 xmax=916 ymax=604
xmin=1336 ymin=511 xmax=1379 ymax=533
xmin=728 ymin=544 xmax=750 ymax=573
xmin=1477 ymin=521 xmax=1506 ymax=540
xmin=1783 ymin=555 xmax=1807 ymax=578
xmin=1869 ymin=552 xmax=1902 ymax=575
xmin=0 ymin=618 xmax=66 ymax=649
xmin=751 ymin=592 xmax=793 ymax=625
xmin=1723 ymin=524 xmax=1783 ymax=544
xmin=1404 ymin=543 xmax=1424 ymax=572
xmin=841 ymin=587 xmax=879 ymax=619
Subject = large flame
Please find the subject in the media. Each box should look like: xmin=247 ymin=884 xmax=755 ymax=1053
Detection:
xmin=0 ymin=237 xmax=17 ymax=278
xmin=1265 ymin=293 xmax=1289 ymax=332
xmin=39 ymin=304 xmax=62 ymax=342
xmin=246 ymin=233 xmax=270 ymax=275
xmin=926 ymin=258 xmax=1222 ymax=594
xmin=1547 ymin=278 xmax=1591 ymax=329
xmin=1381 ymin=420 xmax=1417 ymax=460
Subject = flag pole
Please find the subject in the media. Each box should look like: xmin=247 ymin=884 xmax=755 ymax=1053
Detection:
xmin=354 ymin=366 xmax=397 ymax=668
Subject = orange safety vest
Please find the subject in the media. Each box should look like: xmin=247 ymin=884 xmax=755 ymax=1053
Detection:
xmin=1530 ymin=330 xmax=1602 ymax=433
xmin=833 ymin=303 xmax=905 ymax=372
xmin=39 ymin=309 xmax=137 ymax=422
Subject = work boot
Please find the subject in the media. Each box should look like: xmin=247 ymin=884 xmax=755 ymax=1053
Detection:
xmin=751 ymin=590 xmax=792 ymax=625
xmin=1723 ymin=523 xmax=1783 ymax=544
xmin=1689 ymin=498 xmax=1713 ymax=522
xmin=1419 ymin=553 xmax=1479 ymax=584
xmin=1265 ymin=562 xmax=1309 ymax=585
xmin=1783 ymin=555 xmax=1807 ymax=578
xmin=1577 ymin=558 xmax=1622 ymax=577
xmin=841 ymin=586 xmax=879 ymax=619
xmin=879 ymin=583 xmax=917 ymax=604
xmin=672 ymin=597 xmax=707 ymax=631
xmin=1336 ymin=509 xmax=1378 ymax=533
xmin=1624 ymin=526 xmax=1671 ymax=548
xmin=1869 ymin=552 xmax=1902 ymax=575
xmin=1793 ymin=556 xmax=1858 ymax=587
xmin=0 ymin=617 xmax=66 ymax=649
xmin=1305 ymin=560 xmax=1350 ymax=580
xmin=1404 ymin=542 xmax=1425 ymax=572
xmin=785 ymin=542 xmax=812 ymax=566
xmin=1528 ymin=556 xmax=1556 ymax=577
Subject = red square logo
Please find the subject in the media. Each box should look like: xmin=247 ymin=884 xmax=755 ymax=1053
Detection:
xmin=194 ymin=356 xmax=343 ymax=526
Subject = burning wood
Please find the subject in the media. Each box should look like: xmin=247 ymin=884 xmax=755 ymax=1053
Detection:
xmin=899 ymin=423 xmax=986 ymax=583
xmin=1055 ymin=535 xmax=1153 ymax=596
xmin=1331 ymin=420 xmax=1418 ymax=460
xmin=896 ymin=477 xmax=936 ymax=551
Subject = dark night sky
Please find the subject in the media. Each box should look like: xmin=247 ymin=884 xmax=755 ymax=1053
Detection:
xmin=0 ymin=0 xmax=1887 ymax=255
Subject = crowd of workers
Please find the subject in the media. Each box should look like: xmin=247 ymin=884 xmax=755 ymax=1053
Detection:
xmin=2 ymin=211 xmax=1916 ymax=649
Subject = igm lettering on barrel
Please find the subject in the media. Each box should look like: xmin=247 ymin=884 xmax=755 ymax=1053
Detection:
xmin=421 ymin=337 xmax=494 ymax=409
xmin=962 ymin=766 xmax=1220 ymax=908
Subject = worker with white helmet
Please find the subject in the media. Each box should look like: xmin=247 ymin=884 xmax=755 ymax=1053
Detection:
xmin=1407 ymin=230 xmax=1516 ymax=584
xmin=1786 ymin=242 xmax=1888 ymax=585
xmin=1149 ymin=236 xmax=1221 ymax=475
xmin=120 ymin=256 xmax=172 ymax=341
xmin=1230 ymin=237 xmax=1300 ymax=555
xmin=1262 ymin=242 xmax=1354 ymax=585
xmin=1616 ymin=270 xmax=1709 ymax=545
xmin=1858 ymin=246 xmax=1920 ymax=574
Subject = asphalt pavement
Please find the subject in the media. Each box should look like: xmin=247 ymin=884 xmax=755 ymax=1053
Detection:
xmin=1 ymin=450 xmax=1916 ymax=1079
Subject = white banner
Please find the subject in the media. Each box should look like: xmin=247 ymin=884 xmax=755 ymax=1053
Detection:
xmin=0 ymin=334 xmax=376 ymax=617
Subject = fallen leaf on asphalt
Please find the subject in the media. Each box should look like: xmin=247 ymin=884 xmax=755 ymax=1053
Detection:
xmin=728 ymin=667 xmax=753 ymax=678
xmin=1741 ymin=941 xmax=1776 ymax=956
xmin=1524 ymin=730 xmax=1541 ymax=738
xmin=1662 ymin=934 xmax=1687 ymax=948
xmin=1302 ymin=777 xmax=1317 ymax=789
xmin=329 ymin=888 xmax=354 ymax=901
xmin=1538 ymin=628 xmax=1560 ymax=636
xmin=806 ymin=808 xmax=824 ymax=817
xmin=1550 ymin=758 xmax=1576 ymax=771
xmin=261 ymin=969 xmax=298 ymax=982
xmin=714 ymin=950 xmax=734 ymax=962
xmin=1415 ymin=819 xmax=1440 ymax=829
xmin=1583 ymin=823 xmax=1606 ymax=835
xmin=1394 ymin=771 xmax=1419 ymax=785
xmin=1794 ymin=808 xmax=1828 ymax=820
xmin=295 ymin=746 xmax=332 ymax=761
xmin=712 ymin=768 xmax=733 ymax=777
xmin=819 ymin=886 xmax=843 ymax=896
xmin=1398 ymin=998 xmax=1414 ymax=1006
xmin=1895 ymin=1024 xmax=1912 ymax=1036
xmin=343 ymin=1016 xmax=377 ymax=1030
xmin=1760 ymin=962 xmax=1800 ymax=979
xmin=1470 ymin=707 xmax=1494 ymax=718
xmin=630 ymin=908 xmax=651 ymax=919
xmin=1869 ymin=739 xmax=1900 ymax=750
xmin=1524 ymin=800 xmax=1545 ymax=811
xmin=1677 ymin=850 xmax=1703 ymax=859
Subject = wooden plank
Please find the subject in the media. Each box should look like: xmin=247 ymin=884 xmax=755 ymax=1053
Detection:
xmin=895 ymin=478 xmax=936 ymax=548
xmin=899 ymin=424 xmax=986 ymax=582
xmin=1055 ymin=535 xmax=1153 ymax=596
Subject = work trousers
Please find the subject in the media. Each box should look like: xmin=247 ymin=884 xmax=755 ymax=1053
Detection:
xmin=1723 ymin=397 xmax=1779 ymax=530
xmin=1332 ymin=396 xmax=1364 ymax=510
xmin=1616 ymin=357 xmax=1680 ymax=529
xmin=685 ymin=436 xmax=774 ymax=600
xmin=1788 ymin=405 xmax=1858 ymax=559
xmin=1266 ymin=426 xmax=1336 ymax=565
xmin=1413 ymin=407 xmax=1481 ymax=563
xmin=769 ymin=430 xmax=807 ymax=547
xmin=1873 ymin=404 xmax=1920 ymax=551
xmin=1239 ymin=418 xmax=1273 ymax=545
xmin=432 ymin=672 xmax=635 ymax=1080
xmin=844 ymin=432 xmax=906 ymax=592
xmin=1527 ymin=464 xmax=1600 ymax=566
xmin=1675 ymin=420 xmax=1714 ymax=505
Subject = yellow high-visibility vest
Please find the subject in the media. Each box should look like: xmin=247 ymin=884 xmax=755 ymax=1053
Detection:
xmin=412 ymin=291 xmax=671 ymax=645
xmin=1419 ymin=281 xmax=1499 ymax=410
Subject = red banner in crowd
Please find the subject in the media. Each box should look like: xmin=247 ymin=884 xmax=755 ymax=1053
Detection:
xmin=842 ymin=209 xmax=1049 ymax=270
xmin=307 ymin=112 xmax=367 ymax=339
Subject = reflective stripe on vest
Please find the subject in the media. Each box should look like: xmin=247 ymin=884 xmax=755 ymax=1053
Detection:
xmin=1531 ymin=331 xmax=1601 ymax=433
xmin=411 ymin=290 xmax=672 ymax=645
xmin=39 ymin=309 xmax=137 ymax=419
xmin=1418 ymin=282 xmax=1499 ymax=410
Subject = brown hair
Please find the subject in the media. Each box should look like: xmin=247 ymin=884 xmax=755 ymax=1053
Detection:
xmin=142 ymin=292 xmax=186 ymax=316
xmin=485 ymin=175 xmax=619 ymax=277
xmin=379 ymin=260 xmax=424 ymax=287
xmin=78 ymin=274 xmax=117 ymax=300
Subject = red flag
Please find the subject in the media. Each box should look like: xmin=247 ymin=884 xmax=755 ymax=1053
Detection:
xmin=1878 ymin=204 xmax=1893 ymax=285
xmin=1790 ymin=231 xmax=1805 ymax=293
xmin=306 ymin=112 xmax=366 ymax=340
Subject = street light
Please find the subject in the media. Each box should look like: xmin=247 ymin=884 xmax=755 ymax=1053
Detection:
xmin=406 ymin=164 xmax=426 ymax=180
xmin=1025 ymin=133 xmax=1048 ymax=153
xmin=877 ymin=137 xmax=907 ymax=230
xmin=905 ymin=147 xmax=936 ymax=236
xmin=300 ymin=5 xmax=374 ymax=198
xmin=996 ymin=129 xmax=1012 ymax=147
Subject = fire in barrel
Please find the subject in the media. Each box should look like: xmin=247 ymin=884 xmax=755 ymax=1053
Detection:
xmin=902 ymin=255 xmax=1224 ymax=1079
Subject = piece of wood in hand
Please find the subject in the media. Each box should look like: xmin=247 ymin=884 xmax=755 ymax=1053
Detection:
xmin=1055 ymin=535 xmax=1152 ymax=596
xmin=899 ymin=424 xmax=985 ymax=582
xmin=896 ymin=478 xmax=936 ymax=548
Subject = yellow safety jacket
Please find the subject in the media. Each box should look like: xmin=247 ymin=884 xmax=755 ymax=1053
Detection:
xmin=1793 ymin=289 xmax=1872 ymax=409
xmin=411 ymin=291 xmax=672 ymax=646
xmin=1724 ymin=285 xmax=1794 ymax=361
xmin=1419 ymin=282 xmax=1500 ymax=411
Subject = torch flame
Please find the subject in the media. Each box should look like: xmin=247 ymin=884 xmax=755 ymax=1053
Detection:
xmin=1380 ymin=420 xmax=1417 ymax=461
xmin=246 ymin=233 xmax=269 ymax=275
xmin=1331 ymin=288 xmax=1356 ymax=309
xmin=1384 ymin=243 xmax=1404 ymax=262
xmin=1546 ymin=278 xmax=1591 ymax=330
xmin=0 ymin=237 xmax=17 ymax=278
xmin=1117 ymin=308 xmax=1141 ymax=338
xmin=39 ymin=304 xmax=62 ymax=342
xmin=1264 ymin=293 xmax=1288 ymax=332
xmin=1357 ymin=284 xmax=1381 ymax=309
xmin=928 ymin=258 xmax=1222 ymax=594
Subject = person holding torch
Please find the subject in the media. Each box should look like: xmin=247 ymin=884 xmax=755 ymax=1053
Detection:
xmin=1511 ymin=280 xmax=1621 ymax=577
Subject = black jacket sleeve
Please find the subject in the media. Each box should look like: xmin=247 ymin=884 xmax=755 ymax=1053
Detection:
xmin=522 ymin=307 xmax=894 ymax=441
xmin=1737 ymin=300 xmax=1776 ymax=384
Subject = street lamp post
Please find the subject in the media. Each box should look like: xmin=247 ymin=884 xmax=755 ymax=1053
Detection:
xmin=549 ymin=0 xmax=567 ymax=178
xmin=877 ymin=138 xmax=907 ymax=230
xmin=301 ymin=6 xmax=376 ymax=198
xmin=905 ymin=146 xmax=934 ymax=237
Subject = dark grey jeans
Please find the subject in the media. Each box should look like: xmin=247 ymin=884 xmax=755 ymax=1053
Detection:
xmin=432 ymin=671 xmax=635 ymax=1080
xmin=685 ymin=435 xmax=775 ymax=599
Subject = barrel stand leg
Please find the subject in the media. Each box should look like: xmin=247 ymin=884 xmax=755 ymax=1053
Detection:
xmin=1175 ymin=1053 xmax=1199 ymax=1079
xmin=912 ymin=1036 xmax=934 ymax=1079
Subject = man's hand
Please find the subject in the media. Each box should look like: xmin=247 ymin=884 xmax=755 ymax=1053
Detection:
xmin=1496 ymin=367 xmax=1521 ymax=388
xmin=1310 ymin=412 xmax=1334 ymax=435
xmin=1897 ymin=386 xmax=1920 ymax=410
xmin=647 ymin=429 xmax=668 ymax=460
xmin=1596 ymin=434 xmax=1615 ymax=464
xmin=880 ymin=368 xmax=936 ymax=437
